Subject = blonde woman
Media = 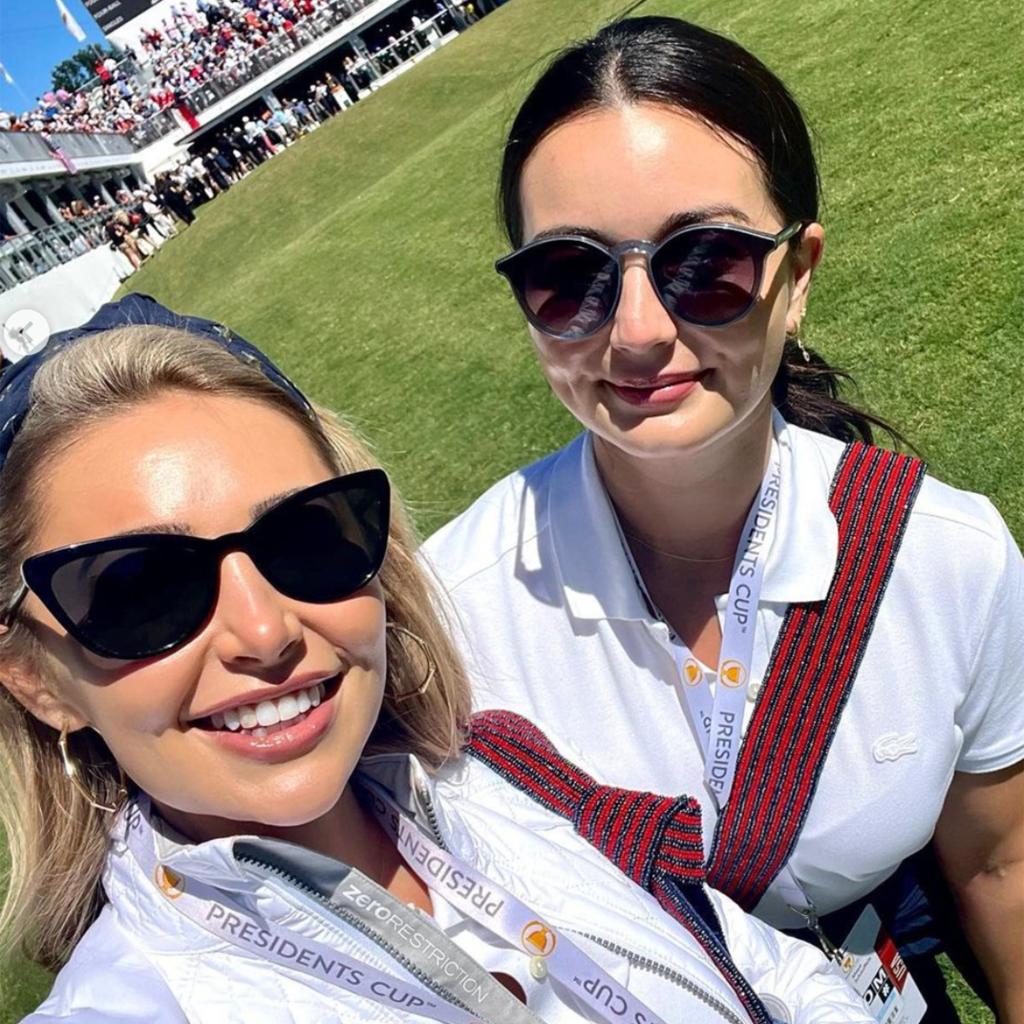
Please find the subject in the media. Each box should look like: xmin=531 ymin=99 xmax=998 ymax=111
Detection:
xmin=0 ymin=296 xmax=869 ymax=1024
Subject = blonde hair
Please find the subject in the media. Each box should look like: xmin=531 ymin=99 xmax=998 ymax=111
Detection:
xmin=0 ymin=325 xmax=471 ymax=971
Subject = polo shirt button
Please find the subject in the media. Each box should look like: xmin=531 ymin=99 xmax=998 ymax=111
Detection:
xmin=528 ymin=956 xmax=549 ymax=980
xmin=747 ymin=681 xmax=762 ymax=703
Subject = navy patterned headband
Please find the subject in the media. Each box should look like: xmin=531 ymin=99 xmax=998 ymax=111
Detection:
xmin=0 ymin=293 xmax=313 ymax=474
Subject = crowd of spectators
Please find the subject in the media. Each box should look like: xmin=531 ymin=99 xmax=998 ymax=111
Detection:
xmin=51 ymin=187 xmax=174 ymax=263
xmin=0 ymin=0 xmax=501 ymax=140
xmin=0 ymin=0 xmax=364 ymax=136
xmin=0 ymin=186 xmax=176 ymax=276
xmin=2 ymin=66 xmax=378 ymax=292
xmin=101 ymin=186 xmax=179 ymax=269
xmin=141 ymin=78 xmax=347 ymax=231
xmin=0 ymin=0 xmax=505 ymax=294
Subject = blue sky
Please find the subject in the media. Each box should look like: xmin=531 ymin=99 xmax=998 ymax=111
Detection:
xmin=0 ymin=0 xmax=106 ymax=112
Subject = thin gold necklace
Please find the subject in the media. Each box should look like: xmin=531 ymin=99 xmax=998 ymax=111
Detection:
xmin=623 ymin=530 xmax=736 ymax=565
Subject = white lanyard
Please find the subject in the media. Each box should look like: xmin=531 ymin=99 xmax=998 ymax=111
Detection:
xmin=363 ymin=783 xmax=672 ymax=1024
xmin=682 ymin=450 xmax=781 ymax=805
xmin=623 ymin=450 xmax=783 ymax=807
xmin=120 ymin=799 xmax=520 ymax=1024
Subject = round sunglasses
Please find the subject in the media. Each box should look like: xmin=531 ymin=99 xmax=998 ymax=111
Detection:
xmin=495 ymin=221 xmax=804 ymax=341
xmin=1 ymin=470 xmax=390 ymax=661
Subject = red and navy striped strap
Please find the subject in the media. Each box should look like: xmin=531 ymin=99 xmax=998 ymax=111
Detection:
xmin=467 ymin=711 xmax=705 ymax=887
xmin=468 ymin=711 xmax=773 ymax=1024
xmin=707 ymin=442 xmax=926 ymax=909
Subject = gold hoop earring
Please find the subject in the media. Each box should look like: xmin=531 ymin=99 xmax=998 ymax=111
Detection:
xmin=58 ymin=725 xmax=122 ymax=814
xmin=386 ymin=623 xmax=436 ymax=704
xmin=794 ymin=312 xmax=811 ymax=363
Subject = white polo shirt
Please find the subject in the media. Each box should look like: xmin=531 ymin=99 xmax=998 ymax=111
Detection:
xmin=422 ymin=414 xmax=1024 ymax=929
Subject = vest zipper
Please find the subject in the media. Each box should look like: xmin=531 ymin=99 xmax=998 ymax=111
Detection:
xmin=413 ymin=777 xmax=448 ymax=850
xmin=413 ymin=778 xmax=745 ymax=1024
xmin=236 ymin=854 xmax=477 ymax=1017
xmin=653 ymin=883 xmax=767 ymax=1024
xmin=566 ymin=929 xmax=748 ymax=1024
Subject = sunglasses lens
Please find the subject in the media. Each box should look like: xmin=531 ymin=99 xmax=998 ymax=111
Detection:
xmin=508 ymin=241 xmax=617 ymax=339
xmin=46 ymin=545 xmax=211 ymax=659
xmin=652 ymin=228 xmax=760 ymax=326
xmin=251 ymin=473 xmax=389 ymax=603
xmin=24 ymin=471 xmax=390 ymax=661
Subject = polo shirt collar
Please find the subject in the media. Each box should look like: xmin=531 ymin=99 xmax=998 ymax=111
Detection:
xmin=547 ymin=410 xmax=838 ymax=623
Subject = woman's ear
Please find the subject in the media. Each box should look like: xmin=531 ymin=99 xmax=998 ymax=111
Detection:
xmin=785 ymin=222 xmax=825 ymax=335
xmin=0 ymin=646 xmax=88 ymax=733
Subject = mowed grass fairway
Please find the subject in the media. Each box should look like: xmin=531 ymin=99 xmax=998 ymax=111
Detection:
xmin=4 ymin=0 xmax=1021 ymax=1018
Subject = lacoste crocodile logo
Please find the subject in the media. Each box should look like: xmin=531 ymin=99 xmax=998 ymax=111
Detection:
xmin=872 ymin=732 xmax=919 ymax=763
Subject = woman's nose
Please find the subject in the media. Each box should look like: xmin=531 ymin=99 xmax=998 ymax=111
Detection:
xmin=608 ymin=259 xmax=677 ymax=352
xmin=209 ymin=552 xmax=303 ymax=667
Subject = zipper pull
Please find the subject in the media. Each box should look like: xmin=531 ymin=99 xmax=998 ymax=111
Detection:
xmin=792 ymin=905 xmax=843 ymax=962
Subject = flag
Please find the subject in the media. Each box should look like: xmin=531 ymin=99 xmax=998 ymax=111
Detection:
xmin=43 ymin=135 xmax=78 ymax=174
xmin=55 ymin=0 xmax=87 ymax=43
xmin=0 ymin=63 xmax=13 ymax=87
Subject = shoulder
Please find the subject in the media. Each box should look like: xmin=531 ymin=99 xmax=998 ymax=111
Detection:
xmin=422 ymin=436 xmax=583 ymax=588
xmin=789 ymin=422 xmax=1012 ymax=564
xmin=433 ymin=747 xmax=664 ymax=926
xmin=22 ymin=909 xmax=184 ymax=1024
xmin=436 ymin=715 xmax=594 ymax=835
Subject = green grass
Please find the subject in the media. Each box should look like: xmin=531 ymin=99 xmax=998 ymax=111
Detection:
xmin=113 ymin=0 xmax=1024 ymax=541
xmin=4 ymin=0 xmax=1019 ymax=1018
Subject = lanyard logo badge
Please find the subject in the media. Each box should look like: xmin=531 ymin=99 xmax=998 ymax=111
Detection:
xmin=155 ymin=864 xmax=186 ymax=899
xmin=521 ymin=921 xmax=556 ymax=958
xmin=682 ymin=658 xmax=703 ymax=686
xmin=719 ymin=660 xmax=747 ymax=688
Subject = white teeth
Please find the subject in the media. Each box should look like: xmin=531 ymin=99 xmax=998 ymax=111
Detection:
xmin=276 ymin=694 xmax=300 ymax=723
xmin=209 ymin=679 xmax=332 ymax=732
xmin=255 ymin=701 xmax=280 ymax=727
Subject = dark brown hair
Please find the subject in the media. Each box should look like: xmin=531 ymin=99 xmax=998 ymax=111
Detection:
xmin=499 ymin=16 xmax=901 ymax=445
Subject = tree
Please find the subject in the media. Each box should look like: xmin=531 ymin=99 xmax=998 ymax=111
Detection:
xmin=51 ymin=43 xmax=120 ymax=93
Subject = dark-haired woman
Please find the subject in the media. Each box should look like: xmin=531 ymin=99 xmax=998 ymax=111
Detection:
xmin=424 ymin=17 xmax=1024 ymax=1023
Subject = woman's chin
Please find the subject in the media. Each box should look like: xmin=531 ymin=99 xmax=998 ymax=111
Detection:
xmin=152 ymin=774 xmax=350 ymax=837
xmin=233 ymin=791 xmax=345 ymax=831
xmin=591 ymin=402 xmax=740 ymax=460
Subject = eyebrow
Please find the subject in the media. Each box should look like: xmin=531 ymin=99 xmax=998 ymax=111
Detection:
xmin=656 ymin=205 xmax=753 ymax=237
xmin=528 ymin=204 xmax=754 ymax=245
xmin=250 ymin=486 xmax=304 ymax=521
xmin=104 ymin=487 xmax=306 ymax=540
xmin=107 ymin=521 xmax=192 ymax=540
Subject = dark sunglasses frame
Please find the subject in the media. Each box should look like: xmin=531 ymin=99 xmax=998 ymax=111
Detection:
xmin=495 ymin=221 xmax=804 ymax=340
xmin=1 ymin=469 xmax=390 ymax=661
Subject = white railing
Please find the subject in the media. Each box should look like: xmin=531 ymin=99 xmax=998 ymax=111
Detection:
xmin=0 ymin=212 xmax=120 ymax=292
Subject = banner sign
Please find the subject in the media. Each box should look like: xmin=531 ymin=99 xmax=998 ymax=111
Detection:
xmin=83 ymin=0 xmax=165 ymax=35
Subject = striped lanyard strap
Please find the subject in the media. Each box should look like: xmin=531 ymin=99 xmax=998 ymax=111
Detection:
xmin=707 ymin=443 xmax=926 ymax=910
xmin=465 ymin=711 xmax=773 ymax=1024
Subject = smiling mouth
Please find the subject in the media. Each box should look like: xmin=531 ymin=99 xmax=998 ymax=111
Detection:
xmin=606 ymin=369 xmax=710 ymax=406
xmin=193 ymin=675 xmax=342 ymax=738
